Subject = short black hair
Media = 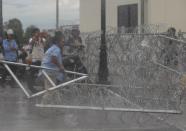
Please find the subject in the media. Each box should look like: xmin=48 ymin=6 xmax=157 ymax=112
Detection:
xmin=32 ymin=28 xmax=40 ymax=35
xmin=52 ymin=31 xmax=65 ymax=44
xmin=167 ymin=27 xmax=176 ymax=33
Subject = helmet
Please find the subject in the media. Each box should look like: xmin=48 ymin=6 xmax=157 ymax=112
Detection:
xmin=7 ymin=29 xmax=14 ymax=35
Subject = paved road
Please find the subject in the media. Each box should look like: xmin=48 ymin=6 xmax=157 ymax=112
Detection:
xmin=0 ymin=86 xmax=185 ymax=131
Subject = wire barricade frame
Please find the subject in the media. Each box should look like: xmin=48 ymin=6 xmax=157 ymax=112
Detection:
xmin=36 ymin=25 xmax=186 ymax=114
xmin=0 ymin=60 xmax=88 ymax=98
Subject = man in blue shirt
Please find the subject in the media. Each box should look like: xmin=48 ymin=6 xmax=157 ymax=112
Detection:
xmin=42 ymin=31 xmax=65 ymax=83
xmin=28 ymin=31 xmax=65 ymax=94
xmin=2 ymin=29 xmax=18 ymax=62
xmin=40 ymin=31 xmax=65 ymax=101
xmin=1 ymin=29 xmax=18 ymax=87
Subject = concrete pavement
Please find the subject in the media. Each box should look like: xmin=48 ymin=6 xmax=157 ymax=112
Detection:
xmin=0 ymin=86 xmax=185 ymax=131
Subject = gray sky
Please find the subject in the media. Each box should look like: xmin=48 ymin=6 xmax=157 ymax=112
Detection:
xmin=3 ymin=0 xmax=79 ymax=29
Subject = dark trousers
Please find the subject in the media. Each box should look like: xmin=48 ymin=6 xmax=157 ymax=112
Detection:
xmin=0 ymin=62 xmax=17 ymax=84
xmin=26 ymin=60 xmax=41 ymax=93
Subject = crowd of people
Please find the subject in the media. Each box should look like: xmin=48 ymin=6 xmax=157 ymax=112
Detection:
xmin=1 ymin=26 xmax=183 ymax=93
xmin=0 ymin=27 xmax=84 ymax=93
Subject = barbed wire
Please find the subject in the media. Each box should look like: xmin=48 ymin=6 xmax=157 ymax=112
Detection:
xmin=39 ymin=25 xmax=185 ymax=115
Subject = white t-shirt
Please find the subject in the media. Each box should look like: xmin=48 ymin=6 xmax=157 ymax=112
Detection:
xmin=28 ymin=38 xmax=46 ymax=61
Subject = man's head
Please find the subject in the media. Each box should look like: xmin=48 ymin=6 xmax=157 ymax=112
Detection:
xmin=32 ymin=28 xmax=40 ymax=38
xmin=52 ymin=31 xmax=65 ymax=48
xmin=6 ymin=29 xmax=14 ymax=40
xmin=167 ymin=27 xmax=176 ymax=37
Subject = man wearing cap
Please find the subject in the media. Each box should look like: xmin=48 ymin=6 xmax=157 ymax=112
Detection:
xmin=2 ymin=29 xmax=18 ymax=62
xmin=0 ymin=29 xmax=18 ymax=87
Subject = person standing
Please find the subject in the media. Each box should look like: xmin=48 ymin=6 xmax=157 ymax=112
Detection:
xmin=161 ymin=27 xmax=178 ymax=68
xmin=2 ymin=29 xmax=18 ymax=62
xmin=25 ymin=28 xmax=47 ymax=92
xmin=27 ymin=28 xmax=46 ymax=66
xmin=1 ymin=29 xmax=18 ymax=87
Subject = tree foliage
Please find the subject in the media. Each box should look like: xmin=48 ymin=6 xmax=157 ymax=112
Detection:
xmin=5 ymin=18 xmax=24 ymax=47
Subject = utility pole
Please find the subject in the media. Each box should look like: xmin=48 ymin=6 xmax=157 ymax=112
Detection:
xmin=141 ymin=0 xmax=145 ymax=25
xmin=0 ymin=0 xmax=3 ymax=38
xmin=98 ymin=0 xmax=108 ymax=84
xmin=56 ymin=0 xmax=59 ymax=29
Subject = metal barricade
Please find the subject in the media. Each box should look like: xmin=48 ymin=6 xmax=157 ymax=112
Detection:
xmin=35 ymin=26 xmax=185 ymax=114
xmin=0 ymin=60 xmax=88 ymax=98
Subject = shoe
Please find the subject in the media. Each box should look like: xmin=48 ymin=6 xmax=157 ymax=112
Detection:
xmin=0 ymin=79 xmax=6 ymax=88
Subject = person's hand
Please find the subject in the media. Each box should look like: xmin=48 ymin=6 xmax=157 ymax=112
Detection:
xmin=32 ymin=36 xmax=38 ymax=43
xmin=59 ymin=66 xmax=65 ymax=73
xmin=10 ymin=47 xmax=17 ymax=51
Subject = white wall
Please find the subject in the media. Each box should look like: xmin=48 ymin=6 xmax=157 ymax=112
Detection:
xmin=147 ymin=0 xmax=186 ymax=31
xmin=80 ymin=0 xmax=186 ymax=32
xmin=80 ymin=0 xmax=101 ymax=32
xmin=80 ymin=0 xmax=140 ymax=32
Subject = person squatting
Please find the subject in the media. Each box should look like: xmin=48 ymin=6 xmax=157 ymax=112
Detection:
xmin=0 ymin=29 xmax=18 ymax=87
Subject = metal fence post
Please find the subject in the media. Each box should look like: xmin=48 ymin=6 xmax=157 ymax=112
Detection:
xmin=98 ymin=0 xmax=109 ymax=84
xmin=0 ymin=0 xmax=3 ymax=38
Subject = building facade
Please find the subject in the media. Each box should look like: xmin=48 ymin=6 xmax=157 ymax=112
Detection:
xmin=80 ymin=0 xmax=186 ymax=32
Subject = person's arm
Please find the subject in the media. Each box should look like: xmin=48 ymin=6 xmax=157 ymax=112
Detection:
xmin=29 ymin=37 xmax=37 ymax=45
xmin=28 ymin=37 xmax=37 ymax=54
xmin=10 ymin=41 xmax=18 ymax=51
xmin=51 ymin=56 xmax=65 ymax=72
xmin=3 ymin=41 xmax=11 ymax=51
xmin=41 ymin=38 xmax=46 ymax=46
xmin=0 ymin=42 xmax=3 ymax=52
